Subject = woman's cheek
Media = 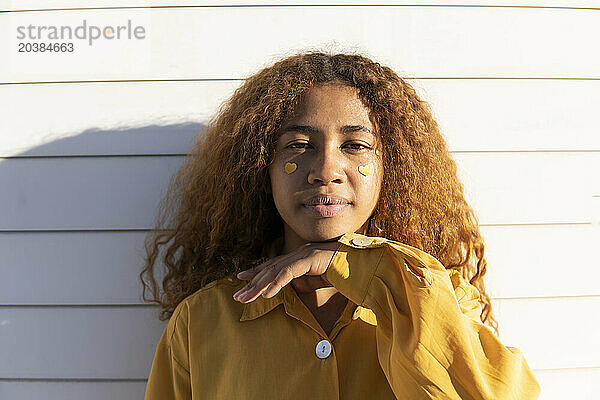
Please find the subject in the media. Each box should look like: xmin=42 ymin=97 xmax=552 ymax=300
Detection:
xmin=357 ymin=160 xmax=383 ymax=198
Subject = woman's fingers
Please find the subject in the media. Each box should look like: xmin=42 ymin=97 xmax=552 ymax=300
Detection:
xmin=233 ymin=244 xmax=337 ymax=303
xmin=234 ymin=259 xmax=310 ymax=303
xmin=236 ymin=254 xmax=286 ymax=280
xmin=261 ymin=264 xmax=297 ymax=298
xmin=234 ymin=263 xmax=280 ymax=302
xmin=236 ymin=268 xmax=261 ymax=280
xmin=236 ymin=269 xmax=255 ymax=280
xmin=241 ymin=266 xmax=280 ymax=301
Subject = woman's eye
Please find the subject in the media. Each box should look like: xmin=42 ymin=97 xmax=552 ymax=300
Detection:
xmin=286 ymin=142 xmax=370 ymax=151
xmin=288 ymin=142 xmax=310 ymax=149
xmin=345 ymin=143 xmax=370 ymax=151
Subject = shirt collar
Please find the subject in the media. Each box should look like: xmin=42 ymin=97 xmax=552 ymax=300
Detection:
xmin=239 ymin=235 xmax=287 ymax=322
xmin=238 ymin=235 xmax=376 ymax=327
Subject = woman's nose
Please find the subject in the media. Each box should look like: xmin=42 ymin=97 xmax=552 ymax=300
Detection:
xmin=307 ymin=145 xmax=345 ymax=185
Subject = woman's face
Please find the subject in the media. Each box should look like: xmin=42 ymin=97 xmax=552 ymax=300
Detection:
xmin=269 ymin=82 xmax=383 ymax=253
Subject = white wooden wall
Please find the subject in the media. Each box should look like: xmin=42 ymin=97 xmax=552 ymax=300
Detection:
xmin=1 ymin=1 xmax=599 ymax=399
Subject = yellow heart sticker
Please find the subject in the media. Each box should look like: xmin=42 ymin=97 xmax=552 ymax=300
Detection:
xmin=358 ymin=164 xmax=370 ymax=176
xmin=284 ymin=162 xmax=297 ymax=174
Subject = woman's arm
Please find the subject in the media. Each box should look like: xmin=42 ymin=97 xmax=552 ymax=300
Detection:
xmin=325 ymin=232 xmax=541 ymax=400
xmin=144 ymin=301 xmax=192 ymax=400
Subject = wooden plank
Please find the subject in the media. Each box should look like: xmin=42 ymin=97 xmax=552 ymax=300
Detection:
xmin=0 ymin=306 xmax=166 ymax=379
xmin=0 ymin=381 xmax=146 ymax=400
xmin=3 ymin=0 xmax=600 ymax=13
xmin=1 ymin=225 xmax=599 ymax=305
xmin=419 ymin=79 xmax=600 ymax=152
xmin=535 ymin=368 xmax=600 ymax=400
xmin=0 ymin=297 xmax=597 ymax=378
xmin=2 ymin=79 xmax=599 ymax=157
xmin=0 ymin=156 xmax=182 ymax=230
xmin=480 ymin=224 xmax=600 ymax=299
xmin=0 ymin=80 xmax=237 ymax=157
xmin=456 ymin=152 xmax=599 ymax=225
xmin=2 ymin=7 xmax=598 ymax=82
xmin=493 ymin=296 xmax=600 ymax=370
xmin=0 ymin=231 xmax=154 ymax=304
xmin=1 ymin=153 xmax=597 ymax=230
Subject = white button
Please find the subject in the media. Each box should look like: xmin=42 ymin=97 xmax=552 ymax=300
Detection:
xmin=351 ymin=237 xmax=373 ymax=247
xmin=352 ymin=306 xmax=361 ymax=320
xmin=315 ymin=339 xmax=332 ymax=359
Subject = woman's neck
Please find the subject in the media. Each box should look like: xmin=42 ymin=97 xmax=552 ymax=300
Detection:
xmin=281 ymin=220 xmax=370 ymax=255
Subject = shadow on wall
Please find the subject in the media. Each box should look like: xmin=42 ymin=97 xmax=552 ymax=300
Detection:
xmin=1 ymin=121 xmax=206 ymax=306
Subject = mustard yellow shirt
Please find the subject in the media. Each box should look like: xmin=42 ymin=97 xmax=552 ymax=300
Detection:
xmin=144 ymin=232 xmax=540 ymax=399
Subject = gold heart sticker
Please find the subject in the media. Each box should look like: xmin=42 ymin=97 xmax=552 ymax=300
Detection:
xmin=284 ymin=162 xmax=297 ymax=174
xmin=358 ymin=164 xmax=370 ymax=176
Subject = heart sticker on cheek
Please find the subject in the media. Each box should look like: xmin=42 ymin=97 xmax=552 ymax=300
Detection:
xmin=358 ymin=164 xmax=371 ymax=176
xmin=284 ymin=162 xmax=297 ymax=174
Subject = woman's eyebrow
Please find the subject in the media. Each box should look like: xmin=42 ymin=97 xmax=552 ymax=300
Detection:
xmin=280 ymin=124 xmax=375 ymax=137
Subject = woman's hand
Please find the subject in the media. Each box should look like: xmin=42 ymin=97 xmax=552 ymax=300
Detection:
xmin=233 ymin=240 xmax=342 ymax=303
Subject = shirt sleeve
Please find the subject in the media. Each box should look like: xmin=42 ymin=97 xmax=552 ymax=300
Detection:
xmin=144 ymin=300 xmax=192 ymax=400
xmin=325 ymin=233 xmax=541 ymax=400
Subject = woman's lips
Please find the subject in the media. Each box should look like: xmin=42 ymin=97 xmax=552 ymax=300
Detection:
xmin=302 ymin=203 xmax=350 ymax=217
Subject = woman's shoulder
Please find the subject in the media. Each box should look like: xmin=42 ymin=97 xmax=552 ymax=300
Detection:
xmin=175 ymin=272 xmax=246 ymax=321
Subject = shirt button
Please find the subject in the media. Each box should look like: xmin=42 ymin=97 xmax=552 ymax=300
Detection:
xmin=351 ymin=237 xmax=373 ymax=247
xmin=315 ymin=339 xmax=332 ymax=359
xmin=352 ymin=306 xmax=362 ymax=320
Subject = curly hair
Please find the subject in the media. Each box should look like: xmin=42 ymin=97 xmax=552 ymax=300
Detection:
xmin=139 ymin=50 xmax=498 ymax=336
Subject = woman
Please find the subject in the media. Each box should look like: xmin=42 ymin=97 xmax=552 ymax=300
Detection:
xmin=140 ymin=51 xmax=540 ymax=399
